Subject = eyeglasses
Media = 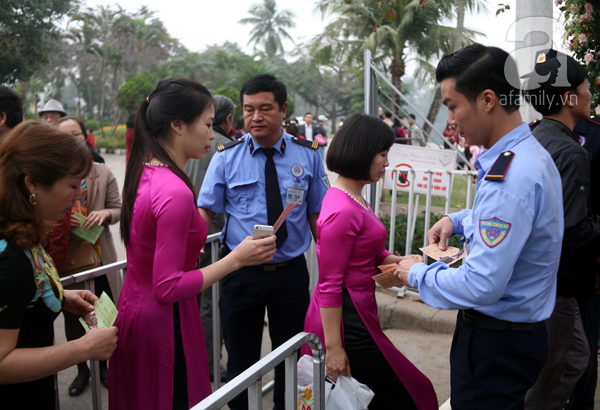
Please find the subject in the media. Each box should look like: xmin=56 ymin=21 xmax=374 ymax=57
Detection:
xmin=41 ymin=113 xmax=61 ymax=120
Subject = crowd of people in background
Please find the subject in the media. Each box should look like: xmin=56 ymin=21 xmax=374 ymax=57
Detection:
xmin=1 ymin=40 xmax=600 ymax=410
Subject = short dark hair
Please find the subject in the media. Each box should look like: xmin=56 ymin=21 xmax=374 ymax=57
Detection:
xmin=240 ymin=74 xmax=287 ymax=110
xmin=385 ymin=111 xmax=392 ymax=118
xmin=213 ymin=95 xmax=236 ymax=125
xmin=327 ymin=113 xmax=394 ymax=180
xmin=0 ymin=86 xmax=23 ymax=129
xmin=408 ymin=113 xmax=416 ymax=120
xmin=304 ymin=112 xmax=313 ymax=117
xmin=436 ymin=43 xmax=521 ymax=113
xmin=126 ymin=111 xmax=136 ymax=129
xmin=522 ymin=50 xmax=588 ymax=116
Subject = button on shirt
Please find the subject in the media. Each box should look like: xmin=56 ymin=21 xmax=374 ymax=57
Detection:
xmin=198 ymin=130 xmax=329 ymax=264
xmin=407 ymin=123 xmax=564 ymax=322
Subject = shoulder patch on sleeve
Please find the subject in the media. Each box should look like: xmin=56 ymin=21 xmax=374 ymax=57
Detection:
xmin=479 ymin=217 xmax=511 ymax=247
xmin=217 ymin=138 xmax=244 ymax=152
xmin=485 ymin=151 xmax=515 ymax=181
xmin=292 ymin=137 xmax=319 ymax=150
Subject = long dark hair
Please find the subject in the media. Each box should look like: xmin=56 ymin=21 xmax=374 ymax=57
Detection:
xmin=120 ymin=77 xmax=213 ymax=245
xmin=0 ymin=121 xmax=91 ymax=250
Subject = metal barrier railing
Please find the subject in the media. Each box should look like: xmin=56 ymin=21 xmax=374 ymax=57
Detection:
xmin=191 ymin=332 xmax=325 ymax=410
xmin=363 ymin=49 xmax=474 ymax=171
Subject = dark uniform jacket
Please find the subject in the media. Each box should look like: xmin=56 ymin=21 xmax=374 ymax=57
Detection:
xmin=532 ymin=118 xmax=600 ymax=297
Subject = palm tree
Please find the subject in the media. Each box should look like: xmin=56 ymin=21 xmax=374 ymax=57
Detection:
xmin=314 ymin=0 xmax=481 ymax=119
xmin=238 ymin=0 xmax=296 ymax=63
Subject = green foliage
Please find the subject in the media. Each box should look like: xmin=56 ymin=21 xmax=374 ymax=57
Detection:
xmin=95 ymin=128 xmax=126 ymax=150
xmin=213 ymin=87 xmax=242 ymax=120
xmin=85 ymin=120 xmax=99 ymax=131
xmin=238 ymin=0 xmax=296 ymax=62
xmin=117 ymin=75 xmax=155 ymax=112
xmin=562 ymin=0 xmax=600 ymax=115
xmin=380 ymin=213 xmax=463 ymax=259
xmin=286 ymin=96 xmax=295 ymax=118
xmin=0 ymin=0 xmax=74 ymax=83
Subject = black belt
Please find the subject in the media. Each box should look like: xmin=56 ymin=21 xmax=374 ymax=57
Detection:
xmin=252 ymin=255 xmax=301 ymax=272
xmin=252 ymin=261 xmax=290 ymax=272
xmin=461 ymin=309 xmax=542 ymax=332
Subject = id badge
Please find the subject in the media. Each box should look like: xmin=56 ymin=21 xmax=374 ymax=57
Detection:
xmin=286 ymin=186 xmax=304 ymax=205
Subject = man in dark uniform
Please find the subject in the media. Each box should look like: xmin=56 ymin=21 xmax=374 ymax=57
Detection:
xmin=522 ymin=50 xmax=600 ymax=410
xmin=197 ymin=74 xmax=329 ymax=410
xmin=565 ymin=117 xmax=600 ymax=410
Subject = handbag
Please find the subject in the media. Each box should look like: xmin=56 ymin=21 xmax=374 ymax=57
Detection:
xmin=58 ymin=163 xmax=101 ymax=278
xmin=314 ymin=134 xmax=328 ymax=146
xmin=59 ymin=237 xmax=102 ymax=278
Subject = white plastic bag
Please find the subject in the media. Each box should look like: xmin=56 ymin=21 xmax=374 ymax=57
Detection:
xmin=297 ymin=355 xmax=314 ymax=410
xmin=326 ymin=375 xmax=375 ymax=410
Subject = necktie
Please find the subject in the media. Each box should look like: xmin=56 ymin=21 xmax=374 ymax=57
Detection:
xmin=263 ymin=148 xmax=287 ymax=248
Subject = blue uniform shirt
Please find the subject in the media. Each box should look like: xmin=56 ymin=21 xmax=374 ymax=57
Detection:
xmin=408 ymin=123 xmax=564 ymax=322
xmin=198 ymin=130 xmax=329 ymax=264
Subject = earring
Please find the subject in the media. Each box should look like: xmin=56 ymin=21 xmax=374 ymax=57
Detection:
xmin=29 ymin=193 xmax=37 ymax=205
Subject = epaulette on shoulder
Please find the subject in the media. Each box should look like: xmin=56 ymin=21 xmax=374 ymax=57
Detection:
xmin=292 ymin=137 xmax=319 ymax=150
xmin=529 ymin=119 xmax=540 ymax=130
xmin=217 ymin=138 xmax=244 ymax=152
xmin=485 ymin=151 xmax=515 ymax=182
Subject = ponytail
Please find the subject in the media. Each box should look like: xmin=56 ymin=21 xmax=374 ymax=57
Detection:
xmin=120 ymin=78 xmax=213 ymax=245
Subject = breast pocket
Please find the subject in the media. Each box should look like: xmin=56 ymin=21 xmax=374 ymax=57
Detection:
xmin=227 ymin=177 xmax=259 ymax=214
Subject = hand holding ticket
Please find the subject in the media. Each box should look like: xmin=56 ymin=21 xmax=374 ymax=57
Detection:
xmin=79 ymin=291 xmax=118 ymax=331
xmin=273 ymin=200 xmax=298 ymax=233
xmin=419 ymin=243 xmax=466 ymax=265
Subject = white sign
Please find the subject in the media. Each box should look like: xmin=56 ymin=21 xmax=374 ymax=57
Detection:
xmin=384 ymin=144 xmax=457 ymax=197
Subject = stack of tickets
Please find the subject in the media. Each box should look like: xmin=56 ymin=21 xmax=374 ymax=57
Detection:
xmin=372 ymin=263 xmax=404 ymax=289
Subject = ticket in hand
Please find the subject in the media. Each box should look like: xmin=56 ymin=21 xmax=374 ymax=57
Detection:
xmin=79 ymin=291 xmax=118 ymax=332
xmin=419 ymin=243 xmax=466 ymax=265
xmin=372 ymin=263 xmax=404 ymax=289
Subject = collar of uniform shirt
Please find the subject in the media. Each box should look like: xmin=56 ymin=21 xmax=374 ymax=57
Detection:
xmin=474 ymin=122 xmax=531 ymax=174
xmin=248 ymin=128 xmax=287 ymax=156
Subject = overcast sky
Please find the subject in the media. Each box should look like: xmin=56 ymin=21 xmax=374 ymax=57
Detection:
xmin=82 ymin=0 xmax=568 ymax=61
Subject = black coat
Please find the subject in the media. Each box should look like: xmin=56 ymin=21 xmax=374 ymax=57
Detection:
xmin=531 ymin=118 xmax=600 ymax=296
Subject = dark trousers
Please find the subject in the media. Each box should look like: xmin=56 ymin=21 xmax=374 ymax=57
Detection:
xmin=565 ymin=293 xmax=600 ymax=410
xmin=451 ymin=312 xmax=548 ymax=410
xmin=219 ymin=255 xmax=309 ymax=410
xmin=342 ymin=289 xmax=417 ymax=410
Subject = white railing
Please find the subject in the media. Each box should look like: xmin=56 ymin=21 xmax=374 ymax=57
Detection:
xmin=191 ymin=332 xmax=325 ymax=410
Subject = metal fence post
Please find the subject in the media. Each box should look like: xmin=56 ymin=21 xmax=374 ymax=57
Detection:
xmin=84 ymin=277 xmax=102 ymax=410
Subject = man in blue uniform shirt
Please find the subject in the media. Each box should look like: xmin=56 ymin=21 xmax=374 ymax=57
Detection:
xmin=394 ymin=43 xmax=564 ymax=409
xmin=198 ymin=74 xmax=328 ymax=410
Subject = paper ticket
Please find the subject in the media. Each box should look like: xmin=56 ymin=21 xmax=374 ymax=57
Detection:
xmin=79 ymin=291 xmax=118 ymax=332
xmin=419 ymin=244 xmax=466 ymax=265
xmin=273 ymin=201 xmax=298 ymax=233
xmin=71 ymin=212 xmax=104 ymax=244
xmin=372 ymin=263 xmax=404 ymax=289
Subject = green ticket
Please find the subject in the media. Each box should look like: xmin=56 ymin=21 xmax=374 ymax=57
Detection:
xmin=79 ymin=291 xmax=118 ymax=332
xmin=71 ymin=212 xmax=104 ymax=244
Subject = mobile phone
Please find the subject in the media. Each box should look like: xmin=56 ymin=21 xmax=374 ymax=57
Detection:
xmin=252 ymin=224 xmax=274 ymax=239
